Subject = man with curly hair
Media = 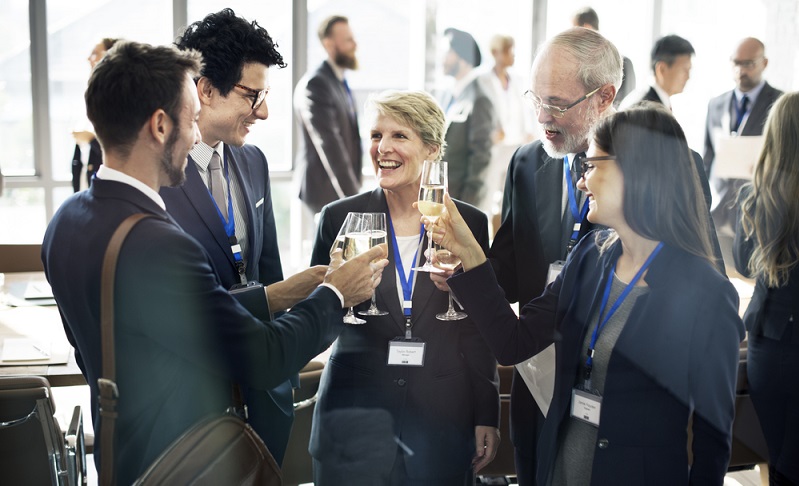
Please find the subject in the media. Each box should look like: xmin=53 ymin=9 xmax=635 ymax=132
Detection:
xmin=162 ymin=9 xmax=326 ymax=464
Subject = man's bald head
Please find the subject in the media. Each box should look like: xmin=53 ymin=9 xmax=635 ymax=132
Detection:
xmin=731 ymin=37 xmax=768 ymax=92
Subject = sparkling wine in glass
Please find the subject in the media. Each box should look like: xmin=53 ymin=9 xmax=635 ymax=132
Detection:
xmin=434 ymin=244 xmax=467 ymax=321
xmin=415 ymin=160 xmax=447 ymax=273
xmin=331 ymin=212 xmax=368 ymax=324
xmin=359 ymin=213 xmax=388 ymax=316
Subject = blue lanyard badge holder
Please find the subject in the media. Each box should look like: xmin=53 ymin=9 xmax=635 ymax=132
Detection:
xmin=386 ymin=220 xmax=426 ymax=367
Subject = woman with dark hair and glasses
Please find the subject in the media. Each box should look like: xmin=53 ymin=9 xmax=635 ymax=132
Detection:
xmin=427 ymin=105 xmax=744 ymax=485
xmin=734 ymin=91 xmax=799 ymax=485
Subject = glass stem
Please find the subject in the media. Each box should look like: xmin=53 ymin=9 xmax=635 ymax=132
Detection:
xmin=426 ymin=229 xmax=434 ymax=265
xmin=447 ymin=292 xmax=456 ymax=314
xmin=370 ymin=291 xmax=378 ymax=310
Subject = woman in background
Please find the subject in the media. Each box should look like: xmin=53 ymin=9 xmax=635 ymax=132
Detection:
xmin=734 ymin=91 xmax=799 ymax=485
xmin=308 ymin=90 xmax=499 ymax=486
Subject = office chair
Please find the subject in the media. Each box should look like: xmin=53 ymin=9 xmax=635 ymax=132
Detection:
xmin=282 ymin=360 xmax=325 ymax=486
xmin=476 ymin=365 xmax=517 ymax=485
xmin=0 ymin=375 xmax=86 ymax=486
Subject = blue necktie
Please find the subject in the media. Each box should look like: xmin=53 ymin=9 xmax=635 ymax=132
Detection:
xmin=732 ymin=94 xmax=749 ymax=132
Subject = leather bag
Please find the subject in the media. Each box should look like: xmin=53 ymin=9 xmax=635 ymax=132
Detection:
xmin=98 ymin=213 xmax=282 ymax=485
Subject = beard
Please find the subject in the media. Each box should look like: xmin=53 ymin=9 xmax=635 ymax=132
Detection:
xmin=541 ymin=104 xmax=600 ymax=158
xmin=160 ymin=125 xmax=186 ymax=187
xmin=335 ymin=50 xmax=358 ymax=70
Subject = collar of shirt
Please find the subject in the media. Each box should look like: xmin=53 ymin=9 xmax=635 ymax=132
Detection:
xmin=651 ymin=83 xmax=672 ymax=110
xmin=450 ymin=69 xmax=481 ymax=99
xmin=96 ymin=165 xmax=166 ymax=210
xmin=190 ymin=141 xmax=225 ymax=173
xmin=734 ymin=80 xmax=766 ymax=108
xmin=326 ymin=59 xmax=346 ymax=81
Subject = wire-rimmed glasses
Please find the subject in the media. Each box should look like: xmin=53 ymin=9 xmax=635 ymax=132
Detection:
xmin=522 ymin=85 xmax=602 ymax=119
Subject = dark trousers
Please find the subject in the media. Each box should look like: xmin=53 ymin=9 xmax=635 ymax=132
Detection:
xmin=313 ymin=452 xmax=473 ymax=486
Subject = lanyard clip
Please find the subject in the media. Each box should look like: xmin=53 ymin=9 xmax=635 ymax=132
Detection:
xmin=405 ymin=317 xmax=412 ymax=340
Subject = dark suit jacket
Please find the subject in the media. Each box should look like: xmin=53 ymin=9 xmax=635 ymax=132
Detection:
xmin=71 ymin=138 xmax=103 ymax=192
xmin=42 ymin=179 xmax=345 ymax=484
xmin=704 ymin=82 xmax=783 ymax=229
xmin=733 ymin=185 xmax=799 ymax=340
xmin=451 ymin=233 xmax=744 ymax=485
xmin=295 ymin=61 xmax=362 ymax=214
xmin=159 ymin=144 xmax=295 ymax=464
xmin=308 ymin=188 xmax=499 ymax=479
xmin=443 ymin=77 xmax=495 ymax=206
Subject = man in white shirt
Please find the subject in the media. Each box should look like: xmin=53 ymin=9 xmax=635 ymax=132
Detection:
xmin=620 ymin=34 xmax=694 ymax=110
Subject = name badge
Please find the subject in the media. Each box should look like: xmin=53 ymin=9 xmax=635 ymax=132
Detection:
xmin=547 ymin=260 xmax=565 ymax=284
xmin=387 ymin=339 xmax=425 ymax=366
xmin=571 ymin=388 xmax=602 ymax=427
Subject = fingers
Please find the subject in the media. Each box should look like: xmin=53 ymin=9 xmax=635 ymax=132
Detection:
xmin=429 ymin=271 xmax=450 ymax=292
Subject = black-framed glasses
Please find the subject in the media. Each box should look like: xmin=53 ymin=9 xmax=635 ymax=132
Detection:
xmin=523 ymin=86 xmax=602 ymax=119
xmin=730 ymin=58 xmax=763 ymax=70
xmin=233 ymin=83 xmax=269 ymax=110
xmin=575 ymin=154 xmax=617 ymax=177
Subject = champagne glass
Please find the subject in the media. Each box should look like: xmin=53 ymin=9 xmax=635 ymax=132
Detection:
xmin=331 ymin=212 xmax=369 ymax=324
xmin=415 ymin=160 xmax=447 ymax=273
xmin=434 ymin=242 xmax=467 ymax=321
xmin=359 ymin=213 xmax=388 ymax=316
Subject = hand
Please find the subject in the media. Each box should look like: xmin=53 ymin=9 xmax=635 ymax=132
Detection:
xmin=325 ymin=244 xmax=389 ymax=308
xmin=472 ymin=425 xmax=500 ymax=473
xmin=420 ymin=194 xmax=486 ymax=271
xmin=266 ymin=265 xmax=328 ymax=312
xmin=429 ymin=270 xmax=451 ymax=292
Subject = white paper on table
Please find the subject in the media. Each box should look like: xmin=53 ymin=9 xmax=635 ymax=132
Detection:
xmin=712 ymin=133 xmax=763 ymax=180
xmin=0 ymin=338 xmax=51 ymax=362
xmin=515 ymin=343 xmax=556 ymax=417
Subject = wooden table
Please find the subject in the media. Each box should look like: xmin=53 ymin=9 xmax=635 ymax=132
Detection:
xmin=0 ymin=272 xmax=85 ymax=387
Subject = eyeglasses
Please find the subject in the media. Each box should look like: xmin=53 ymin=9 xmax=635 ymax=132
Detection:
xmin=523 ymin=86 xmax=603 ymax=119
xmin=574 ymin=154 xmax=617 ymax=177
xmin=730 ymin=58 xmax=762 ymax=70
xmin=233 ymin=83 xmax=269 ymax=110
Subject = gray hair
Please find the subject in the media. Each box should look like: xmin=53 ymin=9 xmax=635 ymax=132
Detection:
xmin=545 ymin=27 xmax=622 ymax=92
xmin=364 ymin=90 xmax=447 ymax=161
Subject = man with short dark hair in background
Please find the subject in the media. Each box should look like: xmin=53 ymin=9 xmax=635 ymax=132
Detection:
xmin=621 ymin=34 xmax=694 ymax=110
xmin=295 ymin=15 xmax=362 ymax=215
xmin=440 ymin=27 xmax=495 ymax=207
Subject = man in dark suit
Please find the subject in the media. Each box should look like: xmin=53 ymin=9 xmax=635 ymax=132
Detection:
xmin=621 ymin=34 xmax=694 ymax=110
xmin=159 ymin=9 xmax=326 ymax=465
xmin=440 ymin=28 xmax=495 ymax=207
xmin=704 ymin=37 xmax=782 ymax=240
xmin=295 ymin=15 xmax=362 ymax=215
xmin=42 ymin=41 xmax=386 ymax=484
xmin=571 ymin=7 xmax=636 ymax=108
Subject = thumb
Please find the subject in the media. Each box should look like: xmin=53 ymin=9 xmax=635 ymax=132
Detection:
xmin=444 ymin=193 xmax=465 ymax=224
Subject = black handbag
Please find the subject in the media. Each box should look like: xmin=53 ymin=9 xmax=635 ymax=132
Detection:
xmin=97 ymin=213 xmax=281 ymax=485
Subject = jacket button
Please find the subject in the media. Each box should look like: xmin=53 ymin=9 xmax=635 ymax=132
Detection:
xmin=597 ymin=439 xmax=609 ymax=449
xmin=397 ymin=379 xmax=406 ymax=387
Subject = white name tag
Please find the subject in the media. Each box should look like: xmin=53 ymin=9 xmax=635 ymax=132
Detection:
xmin=387 ymin=340 xmax=425 ymax=366
xmin=571 ymin=388 xmax=602 ymax=427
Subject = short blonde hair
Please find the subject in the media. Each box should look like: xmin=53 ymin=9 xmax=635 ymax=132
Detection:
xmin=490 ymin=34 xmax=514 ymax=53
xmin=364 ymin=90 xmax=447 ymax=161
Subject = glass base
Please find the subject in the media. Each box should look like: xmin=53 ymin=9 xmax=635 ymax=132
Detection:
xmin=358 ymin=307 xmax=389 ymax=316
xmin=344 ymin=315 xmax=367 ymax=325
xmin=436 ymin=310 xmax=467 ymax=321
xmin=413 ymin=262 xmax=445 ymax=273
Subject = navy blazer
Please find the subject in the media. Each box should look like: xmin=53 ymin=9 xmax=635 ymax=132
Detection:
xmin=295 ymin=61 xmax=362 ymax=213
xmin=308 ymin=189 xmax=499 ymax=480
xmin=42 ymin=179 xmax=344 ymax=484
xmin=160 ymin=144 xmax=294 ymax=463
xmin=451 ymin=233 xmax=744 ymax=485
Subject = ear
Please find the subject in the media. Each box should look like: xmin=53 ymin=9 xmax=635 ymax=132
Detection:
xmin=597 ymin=84 xmax=617 ymax=113
xmin=148 ymin=108 xmax=171 ymax=145
xmin=762 ymin=57 xmax=769 ymax=70
xmin=196 ymin=76 xmax=215 ymax=107
xmin=654 ymin=61 xmax=667 ymax=83
xmin=426 ymin=144 xmax=440 ymax=160
xmin=322 ymin=37 xmax=334 ymax=55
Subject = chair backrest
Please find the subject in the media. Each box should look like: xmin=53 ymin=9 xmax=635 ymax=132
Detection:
xmin=0 ymin=375 xmax=84 ymax=486
xmin=0 ymin=244 xmax=45 ymax=273
xmin=281 ymin=361 xmax=325 ymax=486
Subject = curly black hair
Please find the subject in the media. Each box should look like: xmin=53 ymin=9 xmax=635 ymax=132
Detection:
xmin=175 ymin=8 xmax=286 ymax=96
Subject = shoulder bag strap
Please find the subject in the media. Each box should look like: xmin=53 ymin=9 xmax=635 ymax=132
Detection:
xmin=98 ymin=213 xmax=153 ymax=486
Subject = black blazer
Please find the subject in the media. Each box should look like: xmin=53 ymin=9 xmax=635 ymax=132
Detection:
xmin=451 ymin=233 xmax=744 ymax=485
xmin=295 ymin=61 xmax=362 ymax=213
xmin=42 ymin=179 xmax=345 ymax=483
xmin=308 ymin=188 xmax=499 ymax=480
xmin=160 ymin=144 xmax=294 ymax=464
xmin=71 ymin=138 xmax=103 ymax=192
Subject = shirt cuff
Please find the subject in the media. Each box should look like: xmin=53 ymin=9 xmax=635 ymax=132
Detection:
xmin=318 ymin=283 xmax=345 ymax=308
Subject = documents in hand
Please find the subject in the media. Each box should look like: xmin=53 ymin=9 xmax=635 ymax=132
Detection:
xmin=712 ymin=134 xmax=763 ymax=180
xmin=515 ymin=344 xmax=556 ymax=417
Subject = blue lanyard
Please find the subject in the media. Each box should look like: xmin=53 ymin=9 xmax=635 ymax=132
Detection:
xmin=387 ymin=214 xmax=424 ymax=317
xmin=585 ymin=242 xmax=664 ymax=373
xmin=564 ymin=157 xmax=589 ymax=242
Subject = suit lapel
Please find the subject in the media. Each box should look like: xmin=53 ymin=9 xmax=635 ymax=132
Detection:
xmin=535 ymin=153 xmax=566 ymax=263
xmin=182 ymin=157 xmax=234 ymax=267
xmin=741 ymin=83 xmax=776 ymax=136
